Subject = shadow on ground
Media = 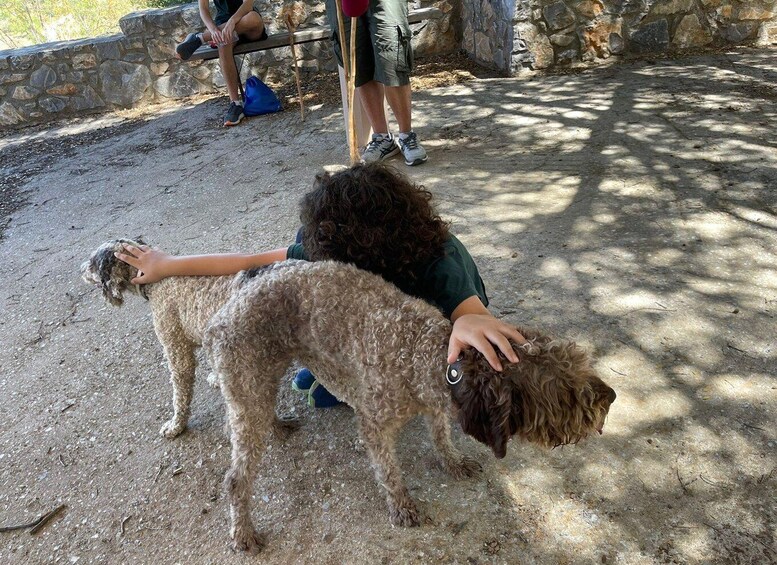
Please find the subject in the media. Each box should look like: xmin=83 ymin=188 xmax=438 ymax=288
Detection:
xmin=0 ymin=48 xmax=774 ymax=564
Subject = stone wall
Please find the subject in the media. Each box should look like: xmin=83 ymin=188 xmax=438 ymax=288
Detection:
xmin=0 ymin=1 xmax=458 ymax=130
xmin=463 ymin=0 xmax=777 ymax=74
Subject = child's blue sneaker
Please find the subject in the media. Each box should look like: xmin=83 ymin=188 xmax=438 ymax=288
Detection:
xmin=308 ymin=381 xmax=342 ymax=408
xmin=292 ymin=368 xmax=316 ymax=392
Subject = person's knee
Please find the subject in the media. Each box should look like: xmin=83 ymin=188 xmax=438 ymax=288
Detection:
xmin=240 ymin=11 xmax=264 ymax=33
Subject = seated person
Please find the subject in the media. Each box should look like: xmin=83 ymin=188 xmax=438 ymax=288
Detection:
xmin=175 ymin=0 xmax=268 ymax=127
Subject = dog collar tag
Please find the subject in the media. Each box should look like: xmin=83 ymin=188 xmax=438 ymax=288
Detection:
xmin=446 ymin=358 xmax=463 ymax=386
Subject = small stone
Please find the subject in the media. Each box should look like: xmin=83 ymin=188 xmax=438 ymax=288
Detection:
xmin=12 ymin=85 xmax=39 ymax=100
xmin=30 ymin=65 xmax=57 ymax=89
xmin=0 ymin=73 xmax=26 ymax=85
xmin=736 ymin=6 xmax=774 ymax=20
xmin=95 ymin=39 xmax=122 ymax=60
xmin=72 ymin=53 xmax=97 ymax=70
xmin=150 ymin=62 xmax=169 ymax=76
xmin=98 ymin=60 xmax=152 ymax=106
xmin=650 ymin=0 xmax=694 ymax=15
xmin=550 ymin=32 xmax=576 ymax=47
xmin=0 ymin=101 xmax=24 ymax=126
xmin=543 ymin=1 xmax=576 ymax=31
xmin=39 ymin=96 xmax=67 ymax=113
xmin=724 ymin=21 xmax=759 ymax=43
xmin=47 ymin=83 xmax=78 ymax=96
xmin=154 ymin=68 xmax=203 ymax=98
xmin=123 ymin=52 xmax=148 ymax=64
xmin=629 ymin=19 xmax=669 ymax=53
xmin=672 ymin=14 xmax=712 ymax=49
xmin=576 ymin=0 xmax=604 ymax=19
xmin=10 ymin=54 xmax=35 ymax=71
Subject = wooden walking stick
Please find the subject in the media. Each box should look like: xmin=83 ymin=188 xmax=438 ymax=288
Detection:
xmin=280 ymin=2 xmax=308 ymax=121
xmin=340 ymin=0 xmax=368 ymax=164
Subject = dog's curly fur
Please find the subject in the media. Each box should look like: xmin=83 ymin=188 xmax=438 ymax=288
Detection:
xmin=80 ymin=239 xmax=276 ymax=439
xmin=203 ymin=259 xmax=616 ymax=553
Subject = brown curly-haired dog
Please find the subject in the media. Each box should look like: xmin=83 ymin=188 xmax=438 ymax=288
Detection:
xmin=80 ymin=239 xmax=297 ymax=439
xmin=203 ymin=259 xmax=615 ymax=553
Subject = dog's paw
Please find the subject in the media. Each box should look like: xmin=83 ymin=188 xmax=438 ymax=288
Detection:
xmin=159 ymin=419 xmax=186 ymax=439
xmin=272 ymin=416 xmax=302 ymax=440
xmin=231 ymin=526 xmax=264 ymax=554
xmin=389 ymin=501 xmax=421 ymax=527
xmin=444 ymin=455 xmax=482 ymax=479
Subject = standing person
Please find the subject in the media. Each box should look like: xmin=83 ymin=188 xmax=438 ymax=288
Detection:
xmin=327 ymin=0 xmax=428 ymax=166
xmin=175 ymin=0 xmax=268 ymax=127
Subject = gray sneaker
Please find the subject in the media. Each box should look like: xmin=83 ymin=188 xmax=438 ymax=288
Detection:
xmin=361 ymin=133 xmax=400 ymax=163
xmin=398 ymin=132 xmax=428 ymax=166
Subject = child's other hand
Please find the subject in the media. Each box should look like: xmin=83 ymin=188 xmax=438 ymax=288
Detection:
xmin=114 ymin=244 xmax=170 ymax=285
xmin=448 ymin=314 xmax=527 ymax=372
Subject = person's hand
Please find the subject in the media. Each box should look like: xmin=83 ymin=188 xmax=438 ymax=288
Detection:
xmin=448 ymin=314 xmax=527 ymax=372
xmin=209 ymin=26 xmax=224 ymax=46
xmin=114 ymin=244 xmax=172 ymax=285
xmin=221 ymin=20 xmax=237 ymax=44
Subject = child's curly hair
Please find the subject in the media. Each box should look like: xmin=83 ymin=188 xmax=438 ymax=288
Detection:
xmin=300 ymin=162 xmax=450 ymax=285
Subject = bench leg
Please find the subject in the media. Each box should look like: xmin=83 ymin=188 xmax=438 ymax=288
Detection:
xmin=234 ymin=54 xmax=245 ymax=102
xmin=338 ymin=65 xmax=388 ymax=150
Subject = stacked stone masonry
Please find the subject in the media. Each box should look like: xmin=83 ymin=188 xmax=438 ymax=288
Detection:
xmin=0 ymin=0 xmax=457 ymax=129
xmin=462 ymin=0 xmax=777 ymax=74
xmin=0 ymin=0 xmax=774 ymax=128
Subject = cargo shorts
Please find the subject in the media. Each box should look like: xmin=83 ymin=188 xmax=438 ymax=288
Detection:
xmin=325 ymin=0 xmax=414 ymax=87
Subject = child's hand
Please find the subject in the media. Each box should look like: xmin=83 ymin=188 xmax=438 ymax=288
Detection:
xmin=114 ymin=244 xmax=171 ymax=285
xmin=448 ymin=314 xmax=527 ymax=372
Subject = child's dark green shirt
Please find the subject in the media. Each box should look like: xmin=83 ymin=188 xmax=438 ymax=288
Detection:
xmin=287 ymin=234 xmax=488 ymax=319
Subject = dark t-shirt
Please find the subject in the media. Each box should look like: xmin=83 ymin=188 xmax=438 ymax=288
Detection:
xmin=213 ymin=0 xmax=243 ymax=20
xmin=286 ymin=234 xmax=489 ymax=319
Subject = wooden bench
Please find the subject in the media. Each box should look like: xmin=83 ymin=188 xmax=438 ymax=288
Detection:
xmin=188 ymin=7 xmax=442 ymax=144
xmin=188 ymin=7 xmax=442 ymax=62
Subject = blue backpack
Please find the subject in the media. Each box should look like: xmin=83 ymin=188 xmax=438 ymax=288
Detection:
xmin=243 ymin=76 xmax=281 ymax=117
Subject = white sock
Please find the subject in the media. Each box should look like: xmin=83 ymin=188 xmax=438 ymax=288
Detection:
xmin=399 ymin=131 xmax=413 ymax=140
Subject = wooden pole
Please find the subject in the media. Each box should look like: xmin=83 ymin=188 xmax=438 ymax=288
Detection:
xmin=348 ymin=16 xmax=358 ymax=164
xmin=334 ymin=0 xmax=357 ymax=163
xmin=285 ymin=15 xmax=305 ymax=121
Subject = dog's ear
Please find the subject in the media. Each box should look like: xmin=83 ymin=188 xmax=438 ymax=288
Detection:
xmin=93 ymin=245 xmax=126 ymax=306
xmin=454 ymin=376 xmax=513 ymax=459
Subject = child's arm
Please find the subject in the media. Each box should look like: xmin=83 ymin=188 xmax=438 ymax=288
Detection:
xmin=198 ymin=0 xmax=222 ymax=44
xmin=220 ymin=0 xmax=255 ymax=42
xmin=115 ymin=244 xmax=287 ymax=284
xmin=448 ymin=295 xmax=527 ymax=372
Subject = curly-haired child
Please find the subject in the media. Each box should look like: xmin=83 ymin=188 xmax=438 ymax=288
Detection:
xmin=116 ymin=163 xmax=526 ymax=406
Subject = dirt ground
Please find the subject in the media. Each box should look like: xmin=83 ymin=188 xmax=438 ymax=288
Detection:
xmin=0 ymin=49 xmax=775 ymax=565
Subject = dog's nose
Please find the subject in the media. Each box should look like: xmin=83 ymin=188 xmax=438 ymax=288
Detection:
xmin=607 ymin=388 xmax=616 ymax=404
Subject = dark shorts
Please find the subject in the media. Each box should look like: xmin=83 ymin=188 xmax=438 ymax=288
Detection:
xmin=325 ymin=0 xmax=413 ymax=87
xmin=214 ymin=6 xmax=263 ymax=27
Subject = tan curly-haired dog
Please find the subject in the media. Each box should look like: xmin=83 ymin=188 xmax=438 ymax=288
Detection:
xmin=203 ymin=259 xmax=616 ymax=553
xmin=80 ymin=239 xmax=297 ymax=439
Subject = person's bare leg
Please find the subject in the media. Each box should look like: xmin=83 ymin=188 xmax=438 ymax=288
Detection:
xmin=384 ymin=84 xmax=411 ymax=134
xmin=235 ymin=11 xmax=265 ymax=40
xmin=357 ymin=80 xmax=389 ymax=134
xmin=218 ymin=42 xmax=240 ymax=102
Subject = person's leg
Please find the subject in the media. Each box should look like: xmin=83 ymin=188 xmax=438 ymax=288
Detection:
xmin=383 ymin=84 xmax=411 ymax=133
xmin=235 ymin=10 xmax=266 ymax=40
xmin=365 ymin=0 xmax=426 ymax=164
xmin=218 ymin=42 xmax=240 ymax=103
xmin=357 ymin=80 xmax=389 ymax=134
